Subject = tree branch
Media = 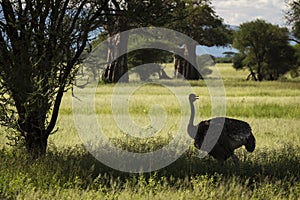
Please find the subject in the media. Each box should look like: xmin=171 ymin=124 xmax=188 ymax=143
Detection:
xmin=1 ymin=0 xmax=18 ymax=45
xmin=45 ymin=0 xmax=110 ymax=135
xmin=288 ymin=38 xmax=300 ymax=44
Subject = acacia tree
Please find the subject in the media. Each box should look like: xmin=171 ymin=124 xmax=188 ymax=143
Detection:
xmin=232 ymin=19 xmax=296 ymax=81
xmin=101 ymin=0 xmax=177 ymax=83
xmin=101 ymin=0 xmax=129 ymax=83
xmin=170 ymin=0 xmax=231 ymax=80
xmin=286 ymin=0 xmax=300 ymax=77
xmin=101 ymin=0 xmax=230 ymax=82
xmin=0 ymin=0 xmax=110 ymax=157
xmin=286 ymin=0 xmax=300 ymax=43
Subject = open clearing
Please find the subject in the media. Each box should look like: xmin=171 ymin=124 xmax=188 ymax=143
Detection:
xmin=0 ymin=63 xmax=299 ymax=199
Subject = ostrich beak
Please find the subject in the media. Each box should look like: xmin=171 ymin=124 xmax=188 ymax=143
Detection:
xmin=196 ymin=96 xmax=199 ymax=99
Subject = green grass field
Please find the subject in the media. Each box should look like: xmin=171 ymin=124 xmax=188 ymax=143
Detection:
xmin=0 ymin=63 xmax=299 ymax=199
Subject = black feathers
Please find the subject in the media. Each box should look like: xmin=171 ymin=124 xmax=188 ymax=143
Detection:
xmin=194 ymin=117 xmax=256 ymax=164
xmin=245 ymin=134 xmax=256 ymax=152
xmin=188 ymin=93 xmax=256 ymax=165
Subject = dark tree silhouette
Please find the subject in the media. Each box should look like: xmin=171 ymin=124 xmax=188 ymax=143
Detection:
xmin=0 ymin=0 xmax=110 ymax=157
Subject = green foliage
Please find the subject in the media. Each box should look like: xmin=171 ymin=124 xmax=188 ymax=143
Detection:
xmin=96 ymin=0 xmax=231 ymax=82
xmin=215 ymin=57 xmax=233 ymax=64
xmin=130 ymin=63 xmax=165 ymax=81
xmin=291 ymin=44 xmax=300 ymax=78
xmin=286 ymin=0 xmax=300 ymax=41
xmin=128 ymin=49 xmax=173 ymax=68
xmin=125 ymin=0 xmax=178 ymax=27
xmin=233 ymin=19 xmax=297 ymax=81
xmin=0 ymin=0 xmax=110 ymax=156
xmin=127 ymin=37 xmax=173 ymax=80
xmin=90 ymin=31 xmax=109 ymax=50
xmin=168 ymin=0 xmax=232 ymax=46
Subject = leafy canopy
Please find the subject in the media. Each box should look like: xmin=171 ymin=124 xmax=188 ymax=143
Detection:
xmin=0 ymin=0 xmax=109 ymax=155
xmin=233 ymin=19 xmax=297 ymax=81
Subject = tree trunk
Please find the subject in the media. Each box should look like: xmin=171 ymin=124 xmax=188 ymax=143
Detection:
xmin=173 ymin=45 xmax=201 ymax=80
xmin=102 ymin=31 xmax=129 ymax=83
xmin=183 ymin=43 xmax=200 ymax=80
xmin=247 ymin=65 xmax=258 ymax=81
xmin=174 ymin=54 xmax=184 ymax=79
xmin=257 ymin=61 xmax=263 ymax=81
xmin=16 ymin=95 xmax=55 ymax=157
xmin=19 ymin=114 xmax=50 ymax=157
xmin=24 ymin=131 xmax=48 ymax=158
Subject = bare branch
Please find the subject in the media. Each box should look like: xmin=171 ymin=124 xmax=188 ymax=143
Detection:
xmin=45 ymin=0 xmax=111 ymax=134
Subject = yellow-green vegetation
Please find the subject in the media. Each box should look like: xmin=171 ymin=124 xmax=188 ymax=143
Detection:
xmin=0 ymin=63 xmax=299 ymax=199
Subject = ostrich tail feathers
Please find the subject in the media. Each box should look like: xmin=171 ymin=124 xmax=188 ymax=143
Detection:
xmin=245 ymin=134 xmax=256 ymax=152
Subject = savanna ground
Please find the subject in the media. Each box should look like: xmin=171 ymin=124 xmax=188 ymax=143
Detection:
xmin=0 ymin=63 xmax=299 ymax=199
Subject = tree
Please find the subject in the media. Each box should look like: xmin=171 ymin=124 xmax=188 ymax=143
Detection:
xmin=0 ymin=0 xmax=110 ymax=157
xmin=286 ymin=0 xmax=300 ymax=43
xmin=101 ymin=0 xmax=177 ymax=83
xmin=285 ymin=1 xmax=300 ymax=78
xmin=99 ymin=0 xmax=230 ymax=82
xmin=291 ymin=44 xmax=300 ymax=77
xmin=101 ymin=0 xmax=129 ymax=83
xmin=125 ymin=33 xmax=173 ymax=80
xmin=232 ymin=19 xmax=296 ymax=81
xmin=169 ymin=0 xmax=231 ymax=80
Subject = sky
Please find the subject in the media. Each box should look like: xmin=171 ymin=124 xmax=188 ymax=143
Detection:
xmin=212 ymin=0 xmax=288 ymax=26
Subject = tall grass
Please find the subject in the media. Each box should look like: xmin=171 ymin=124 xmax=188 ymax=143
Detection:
xmin=0 ymin=144 xmax=299 ymax=199
xmin=0 ymin=63 xmax=300 ymax=199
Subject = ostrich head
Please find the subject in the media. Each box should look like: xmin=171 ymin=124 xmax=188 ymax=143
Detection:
xmin=189 ymin=93 xmax=199 ymax=102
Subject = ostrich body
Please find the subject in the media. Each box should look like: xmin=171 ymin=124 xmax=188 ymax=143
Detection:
xmin=188 ymin=94 xmax=256 ymax=165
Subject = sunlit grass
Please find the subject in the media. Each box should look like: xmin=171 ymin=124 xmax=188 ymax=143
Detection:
xmin=1 ymin=63 xmax=300 ymax=199
xmin=52 ymin=63 xmax=300 ymax=150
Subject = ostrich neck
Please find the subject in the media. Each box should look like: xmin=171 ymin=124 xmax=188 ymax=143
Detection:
xmin=189 ymin=100 xmax=195 ymax=127
xmin=188 ymin=99 xmax=198 ymax=139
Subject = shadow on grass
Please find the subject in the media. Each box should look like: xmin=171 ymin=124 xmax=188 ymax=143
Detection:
xmin=0 ymin=144 xmax=299 ymax=198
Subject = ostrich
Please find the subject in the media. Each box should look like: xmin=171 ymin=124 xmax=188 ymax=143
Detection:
xmin=188 ymin=94 xmax=256 ymax=165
